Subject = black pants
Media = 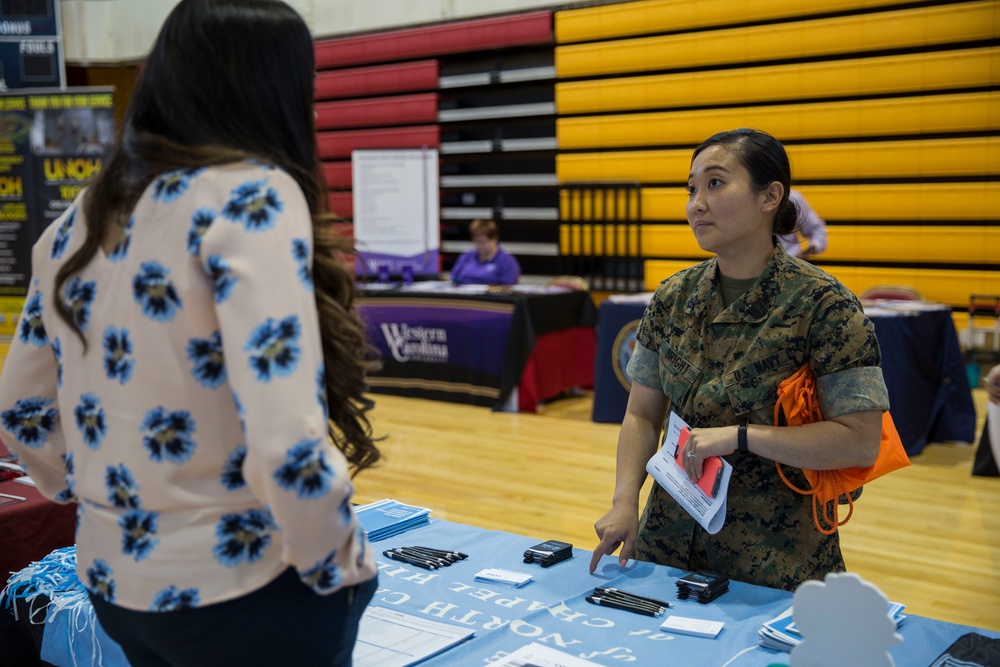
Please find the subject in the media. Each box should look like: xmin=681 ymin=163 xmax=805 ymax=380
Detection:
xmin=89 ymin=569 xmax=377 ymax=667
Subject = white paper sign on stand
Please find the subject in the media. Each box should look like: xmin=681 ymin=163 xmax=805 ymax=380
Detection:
xmin=351 ymin=148 xmax=439 ymax=279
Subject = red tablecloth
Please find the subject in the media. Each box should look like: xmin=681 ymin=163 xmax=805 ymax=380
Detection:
xmin=0 ymin=479 xmax=76 ymax=582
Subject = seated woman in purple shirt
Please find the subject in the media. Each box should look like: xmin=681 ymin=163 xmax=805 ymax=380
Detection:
xmin=450 ymin=218 xmax=521 ymax=285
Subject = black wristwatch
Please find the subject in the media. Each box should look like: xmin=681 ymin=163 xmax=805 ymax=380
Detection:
xmin=738 ymin=421 xmax=749 ymax=453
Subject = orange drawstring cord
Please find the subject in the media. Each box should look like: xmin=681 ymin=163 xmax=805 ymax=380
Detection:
xmin=773 ymin=364 xmax=851 ymax=535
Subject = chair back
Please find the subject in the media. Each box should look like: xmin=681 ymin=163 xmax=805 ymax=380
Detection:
xmin=546 ymin=275 xmax=590 ymax=291
xmin=859 ymin=284 xmax=924 ymax=301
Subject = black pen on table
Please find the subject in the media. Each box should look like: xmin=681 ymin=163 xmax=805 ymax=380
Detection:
xmin=397 ymin=547 xmax=449 ymax=566
xmin=383 ymin=549 xmax=437 ymax=570
xmin=413 ymin=546 xmax=468 ymax=560
xmin=403 ymin=546 xmax=457 ymax=563
xmin=595 ymin=587 xmax=673 ymax=609
xmin=586 ymin=595 xmax=663 ymax=617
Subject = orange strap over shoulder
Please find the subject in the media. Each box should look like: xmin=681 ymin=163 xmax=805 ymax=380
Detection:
xmin=773 ymin=363 xmax=911 ymax=535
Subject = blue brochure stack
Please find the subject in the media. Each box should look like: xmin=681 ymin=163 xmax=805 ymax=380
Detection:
xmin=356 ymin=498 xmax=432 ymax=542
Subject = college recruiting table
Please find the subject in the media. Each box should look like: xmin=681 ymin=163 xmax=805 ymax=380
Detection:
xmin=357 ymin=282 xmax=597 ymax=411
xmin=22 ymin=518 xmax=999 ymax=666
xmin=591 ymin=297 xmax=977 ymax=456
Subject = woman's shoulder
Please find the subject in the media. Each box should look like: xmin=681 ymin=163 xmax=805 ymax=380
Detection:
xmin=652 ymin=258 xmax=714 ymax=298
xmin=145 ymin=161 xmax=299 ymax=203
xmin=781 ymin=256 xmax=857 ymax=300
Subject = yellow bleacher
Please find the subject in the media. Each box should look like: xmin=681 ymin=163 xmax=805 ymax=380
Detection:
xmin=556 ymin=47 xmax=998 ymax=115
xmin=555 ymin=0 xmax=917 ymax=44
xmin=558 ymin=91 xmax=999 ymax=150
xmin=556 ymin=1 xmax=996 ymax=78
xmin=558 ymin=137 xmax=1000 ymax=183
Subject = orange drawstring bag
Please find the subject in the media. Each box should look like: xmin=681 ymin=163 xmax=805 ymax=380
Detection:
xmin=774 ymin=363 xmax=911 ymax=535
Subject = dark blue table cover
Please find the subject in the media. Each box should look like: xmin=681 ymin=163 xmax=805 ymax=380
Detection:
xmin=592 ymin=300 xmax=977 ymax=456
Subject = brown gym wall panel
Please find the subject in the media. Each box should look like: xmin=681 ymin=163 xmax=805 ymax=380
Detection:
xmin=327 ymin=192 xmax=353 ymax=219
xmin=316 ymin=126 xmax=440 ymax=160
xmin=555 ymin=47 xmax=999 ymax=115
xmin=315 ymin=61 xmax=439 ymax=101
xmin=555 ymin=0 xmax=917 ymax=44
xmin=557 ymin=137 xmax=999 ymax=183
xmin=557 ymin=91 xmax=1000 ymax=150
xmin=314 ymin=11 xmax=553 ymax=69
xmin=322 ymin=162 xmax=353 ymax=190
xmin=555 ymin=1 xmax=996 ymax=79
xmin=821 ymin=226 xmax=1000 ymax=264
xmin=315 ymin=93 xmax=439 ymax=130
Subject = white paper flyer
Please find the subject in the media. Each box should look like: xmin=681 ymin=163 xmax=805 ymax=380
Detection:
xmin=646 ymin=411 xmax=732 ymax=534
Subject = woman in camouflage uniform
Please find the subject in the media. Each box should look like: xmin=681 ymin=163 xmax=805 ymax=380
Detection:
xmin=589 ymin=128 xmax=889 ymax=591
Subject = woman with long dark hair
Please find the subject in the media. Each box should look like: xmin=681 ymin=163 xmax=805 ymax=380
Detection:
xmin=0 ymin=1 xmax=379 ymax=664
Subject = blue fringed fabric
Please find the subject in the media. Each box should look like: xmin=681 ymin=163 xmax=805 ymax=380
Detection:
xmin=1 ymin=546 xmax=128 ymax=667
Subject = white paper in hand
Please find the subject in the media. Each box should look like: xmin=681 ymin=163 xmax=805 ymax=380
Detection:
xmin=645 ymin=412 xmax=732 ymax=534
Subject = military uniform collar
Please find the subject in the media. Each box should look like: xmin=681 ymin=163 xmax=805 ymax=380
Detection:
xmin=684 ymin=244 xmax=786 ymax=324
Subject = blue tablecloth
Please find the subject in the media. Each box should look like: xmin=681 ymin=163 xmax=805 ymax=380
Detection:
xmin=13 ymin=518 xmax=999 ymax=666
xmin=592 ymin=299 xmax=977 ymax=455
xmin=869 ymin=307 xmax=976 ymax=455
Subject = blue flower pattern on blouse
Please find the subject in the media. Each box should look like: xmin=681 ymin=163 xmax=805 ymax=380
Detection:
xmin=140 ymin=407 xmax=197 ymax=464
xmin=213 ymin=509 xmax=275 ymax=566
xmin=152 ymin=586 xmax=200 ymax=612
xmin=0 ymin=165 xmax=366 ymax=613
xmin=152 ymin=168 xmax=202 ymax=202
xmin=187 ymin=208 xmax=215 ymax=255
xmin=51 ymin=208 xmax=75 ymax=259
xmin=74 ymin=393 xmax=107 ymax=450
xmin=206 ymin=255 xmax=237 ymax=303
xmin=231 ymin=390 xmax=246 ymax=434
xmin=120 ymin=509 xmax=159 ymax=561
xmin=221 ymin=445 xmax=246 ymax=490
xmin=65 ymin=278 xmax=97 ymax=333
xmin=103 ymin=326 xmax=135 ymax=384
xmin=274 ymin=438 xmax=333 ymax=499
xmin=316 ymin=364 xmax=328 ymax=420
xmin=187 ymin=331 xmax=226 ymax=389
xmin=245 ymin=315 xmax=301 ymax=381
xmin=133 ymin=261 xmax=183 ymax=322
xmin=52 ymin=337 xmax=63 ymax=387
xmin=1 ymin=397 xmax=57 ymax=448
xmin=301 ymin=549 xmax=342 ymax=593
xmin=292 ymin=238 xmax=312 ymax=289
xmin=54 ymin=452 xmax=76 ymax=503
xmin=19 ymin=290 xmax=47 ymax=346
xmin=107 ymin=215 xmax=134 ymax=263
xmin=222 ymin=180 xmax=283 ymax=232
xmin=87 ymin=559 xmax=115 ymax=602
xmin=105 ymin=464 xmax=140 ymax=509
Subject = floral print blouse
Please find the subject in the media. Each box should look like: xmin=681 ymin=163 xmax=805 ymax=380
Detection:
xmin=0 ymin=162 xmax=376 ymax=611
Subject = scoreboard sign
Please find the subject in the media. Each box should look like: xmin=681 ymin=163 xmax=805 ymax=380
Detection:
xmin=0 ymin=0 xmax=64 ymax=91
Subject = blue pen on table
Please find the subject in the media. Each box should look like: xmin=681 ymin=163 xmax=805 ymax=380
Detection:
xmin=383 ymin=549 xmax=438 ymax=570
xmin=586 ymin=595 xmax=664 ymax=617
xmin=595 ymin=587 xmax=673 ymax=609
